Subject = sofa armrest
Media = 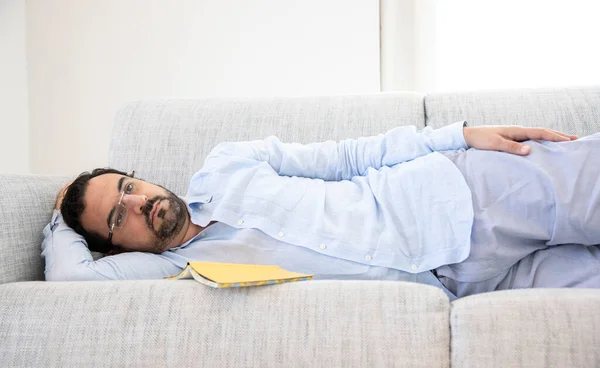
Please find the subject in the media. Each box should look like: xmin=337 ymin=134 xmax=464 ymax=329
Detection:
xmin=0 ymin=173 xmax=71 ymax=284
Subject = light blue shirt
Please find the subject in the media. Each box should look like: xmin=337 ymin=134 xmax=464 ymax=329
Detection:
xmin=41 ymin=121 xmax=473 ymax=301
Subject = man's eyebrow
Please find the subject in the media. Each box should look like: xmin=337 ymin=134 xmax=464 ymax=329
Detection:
xmin=106 ymin=176 xmax=127 ymax=231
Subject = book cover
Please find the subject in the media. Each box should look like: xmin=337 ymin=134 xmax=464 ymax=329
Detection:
xmin=164 ymin=261 xmax=313 ymax=288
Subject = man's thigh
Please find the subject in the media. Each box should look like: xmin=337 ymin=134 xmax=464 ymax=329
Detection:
xmin=507 ymin=243 xmax=600 ymax=290
xmin=439 ymin=244 xmax=600 ymax=298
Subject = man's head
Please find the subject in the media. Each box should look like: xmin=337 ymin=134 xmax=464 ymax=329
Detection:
xmin=61 ymin=168 xmax=191 ymax=254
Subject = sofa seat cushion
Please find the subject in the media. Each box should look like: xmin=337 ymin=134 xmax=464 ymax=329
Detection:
xmin=1 ymin=280 xmax=450 ymax=367
xmin=450 ymin=288 xmax=600 ymax=367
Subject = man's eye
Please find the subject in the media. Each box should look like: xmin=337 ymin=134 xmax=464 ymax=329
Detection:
xmin=115 ymin=212 xmax=124 ymax=226
xmin=125 ymin=183 xmax=134 ymax=194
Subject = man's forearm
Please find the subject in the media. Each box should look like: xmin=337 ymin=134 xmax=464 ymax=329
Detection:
xmin=41 ymin=210 xmax=112 ymax=281
xmin=202 ymin=121 xmax=468 ymax=181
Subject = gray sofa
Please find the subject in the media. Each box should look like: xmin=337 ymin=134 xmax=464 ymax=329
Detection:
xmin=2 ymin=87 xmax=600 ymax=367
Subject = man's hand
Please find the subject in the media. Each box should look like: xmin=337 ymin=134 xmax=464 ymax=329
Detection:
xmin=55 ymin=181 xmax=73 ymax=210
xmin=463 ymin=125 xmax=578 ymax=155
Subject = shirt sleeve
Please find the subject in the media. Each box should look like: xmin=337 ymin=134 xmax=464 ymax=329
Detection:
xmin=41 ymin=210 xmax=183 ymax=281
xmin=203 ymin=121 xmax=468 ymax=181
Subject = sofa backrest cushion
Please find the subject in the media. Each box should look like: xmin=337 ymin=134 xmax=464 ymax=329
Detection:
xmin=108 ymin=93 xmax=425 ymax=195
xmin=425 ymin=86 xmax=600 ymax=137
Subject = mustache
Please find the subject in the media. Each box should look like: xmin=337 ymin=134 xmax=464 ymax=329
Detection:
xmin=142 ymin=196 xmax=168 ymax=219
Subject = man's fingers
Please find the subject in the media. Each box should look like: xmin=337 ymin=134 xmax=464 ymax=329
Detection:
xmin=504 ymin=139 xmax=530 ymax=155
xmin=506 ymin=140 xmax=531 ymax=156
xmin=506 ymin=127 xmax=577 ymax=142
xmin=544 ymin=128 xmax=577 ymax=141
xmin=55 ymin=180 xmax=73 ymax=210
xmin=524 ymin=128 xmax=570 ymax=142
xmin=547 ymin=128 xmax=578 ymax=140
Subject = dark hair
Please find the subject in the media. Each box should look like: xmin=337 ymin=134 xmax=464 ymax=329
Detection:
xmin=60 ymin=168 xmax=131 ymax=254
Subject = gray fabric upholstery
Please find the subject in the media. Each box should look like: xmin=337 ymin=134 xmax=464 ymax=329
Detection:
xmin=425 ymin=86 xmax=600 ymax=137
xmin=451 ymin=289 xmax=600 ymax=367
xmin=109 ymin=93 xmax=424 ymax=195
xmin=0 ymin=280 xmax=450 ymax=368
xmin=0 ymin=174 xmax=70 ymax=284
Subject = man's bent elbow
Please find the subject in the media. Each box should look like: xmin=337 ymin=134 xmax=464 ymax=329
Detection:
xmin=44 ymin=265 xmax=113 ymax=281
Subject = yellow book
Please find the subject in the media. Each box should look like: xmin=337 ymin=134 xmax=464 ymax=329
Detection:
xmin=164 ymin=261 xmax=313 ymax=288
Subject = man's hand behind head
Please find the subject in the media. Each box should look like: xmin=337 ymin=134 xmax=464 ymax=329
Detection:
xmin=55 ymin=181 xmax=73 ymax=210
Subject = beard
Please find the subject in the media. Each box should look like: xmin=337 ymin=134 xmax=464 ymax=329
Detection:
xmin=141 ymin=190 xmax=187 ymax=253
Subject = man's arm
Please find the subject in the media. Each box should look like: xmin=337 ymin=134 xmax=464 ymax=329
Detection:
xmin=203 ymin=122 xmax=576 ymax=181
xmin=41 ymin=210 xmax=183 ymax=281
xmin=204 ymin=121 xmax=468 ymax=181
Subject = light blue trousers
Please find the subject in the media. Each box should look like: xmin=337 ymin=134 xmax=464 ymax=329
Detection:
xmin=436 ymin=132 xmax=600 ymax=298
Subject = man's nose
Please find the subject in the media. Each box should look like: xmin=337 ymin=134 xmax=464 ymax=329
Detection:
xmin=121 ymin=194 xmax=148 ymax=215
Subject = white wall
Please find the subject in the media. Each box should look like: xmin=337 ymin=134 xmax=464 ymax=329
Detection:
xmin=380 ymin=0 xmax=415 ymax=91
xmin=0 ymin=0 xmax=29 ymax=174
xmin=433 ymin=0 xmax=600 ymax=92
xmin=26 ymin=0 xmax=380 ymax=176
xmin=381 ymin=0 xmax=600 ymax=92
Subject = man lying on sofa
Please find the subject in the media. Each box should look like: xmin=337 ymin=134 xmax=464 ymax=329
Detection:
xmin=43 ymin=122 xmax=600 ymax=300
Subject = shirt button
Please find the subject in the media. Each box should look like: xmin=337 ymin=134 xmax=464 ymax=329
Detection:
xmin=365 ymin=255 xmax=372 ymax=261
xmin=319 ymin=244 xmax=327 ymax=250
xmin=237 ymin=219 xmax=244 ymax=225
xmin=411 ymin=264 xmax=417 ymax=271
xmin=278 ymin=231 xmax=285 ymax=237
xmin=200 ymin=232 xmax=206 ymax=238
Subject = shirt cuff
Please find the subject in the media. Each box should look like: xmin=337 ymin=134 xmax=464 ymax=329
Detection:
xmin=429 ymin=120 xmax=469 ymax=151
xmin=50 ymin=209 xmax=62 ymax=229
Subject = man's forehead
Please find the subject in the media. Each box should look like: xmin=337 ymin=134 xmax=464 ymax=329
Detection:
xmin=82 ymin=174 xmax=125 ymax=231
xmin=88 ymin=173 xmax=124 ymax=195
